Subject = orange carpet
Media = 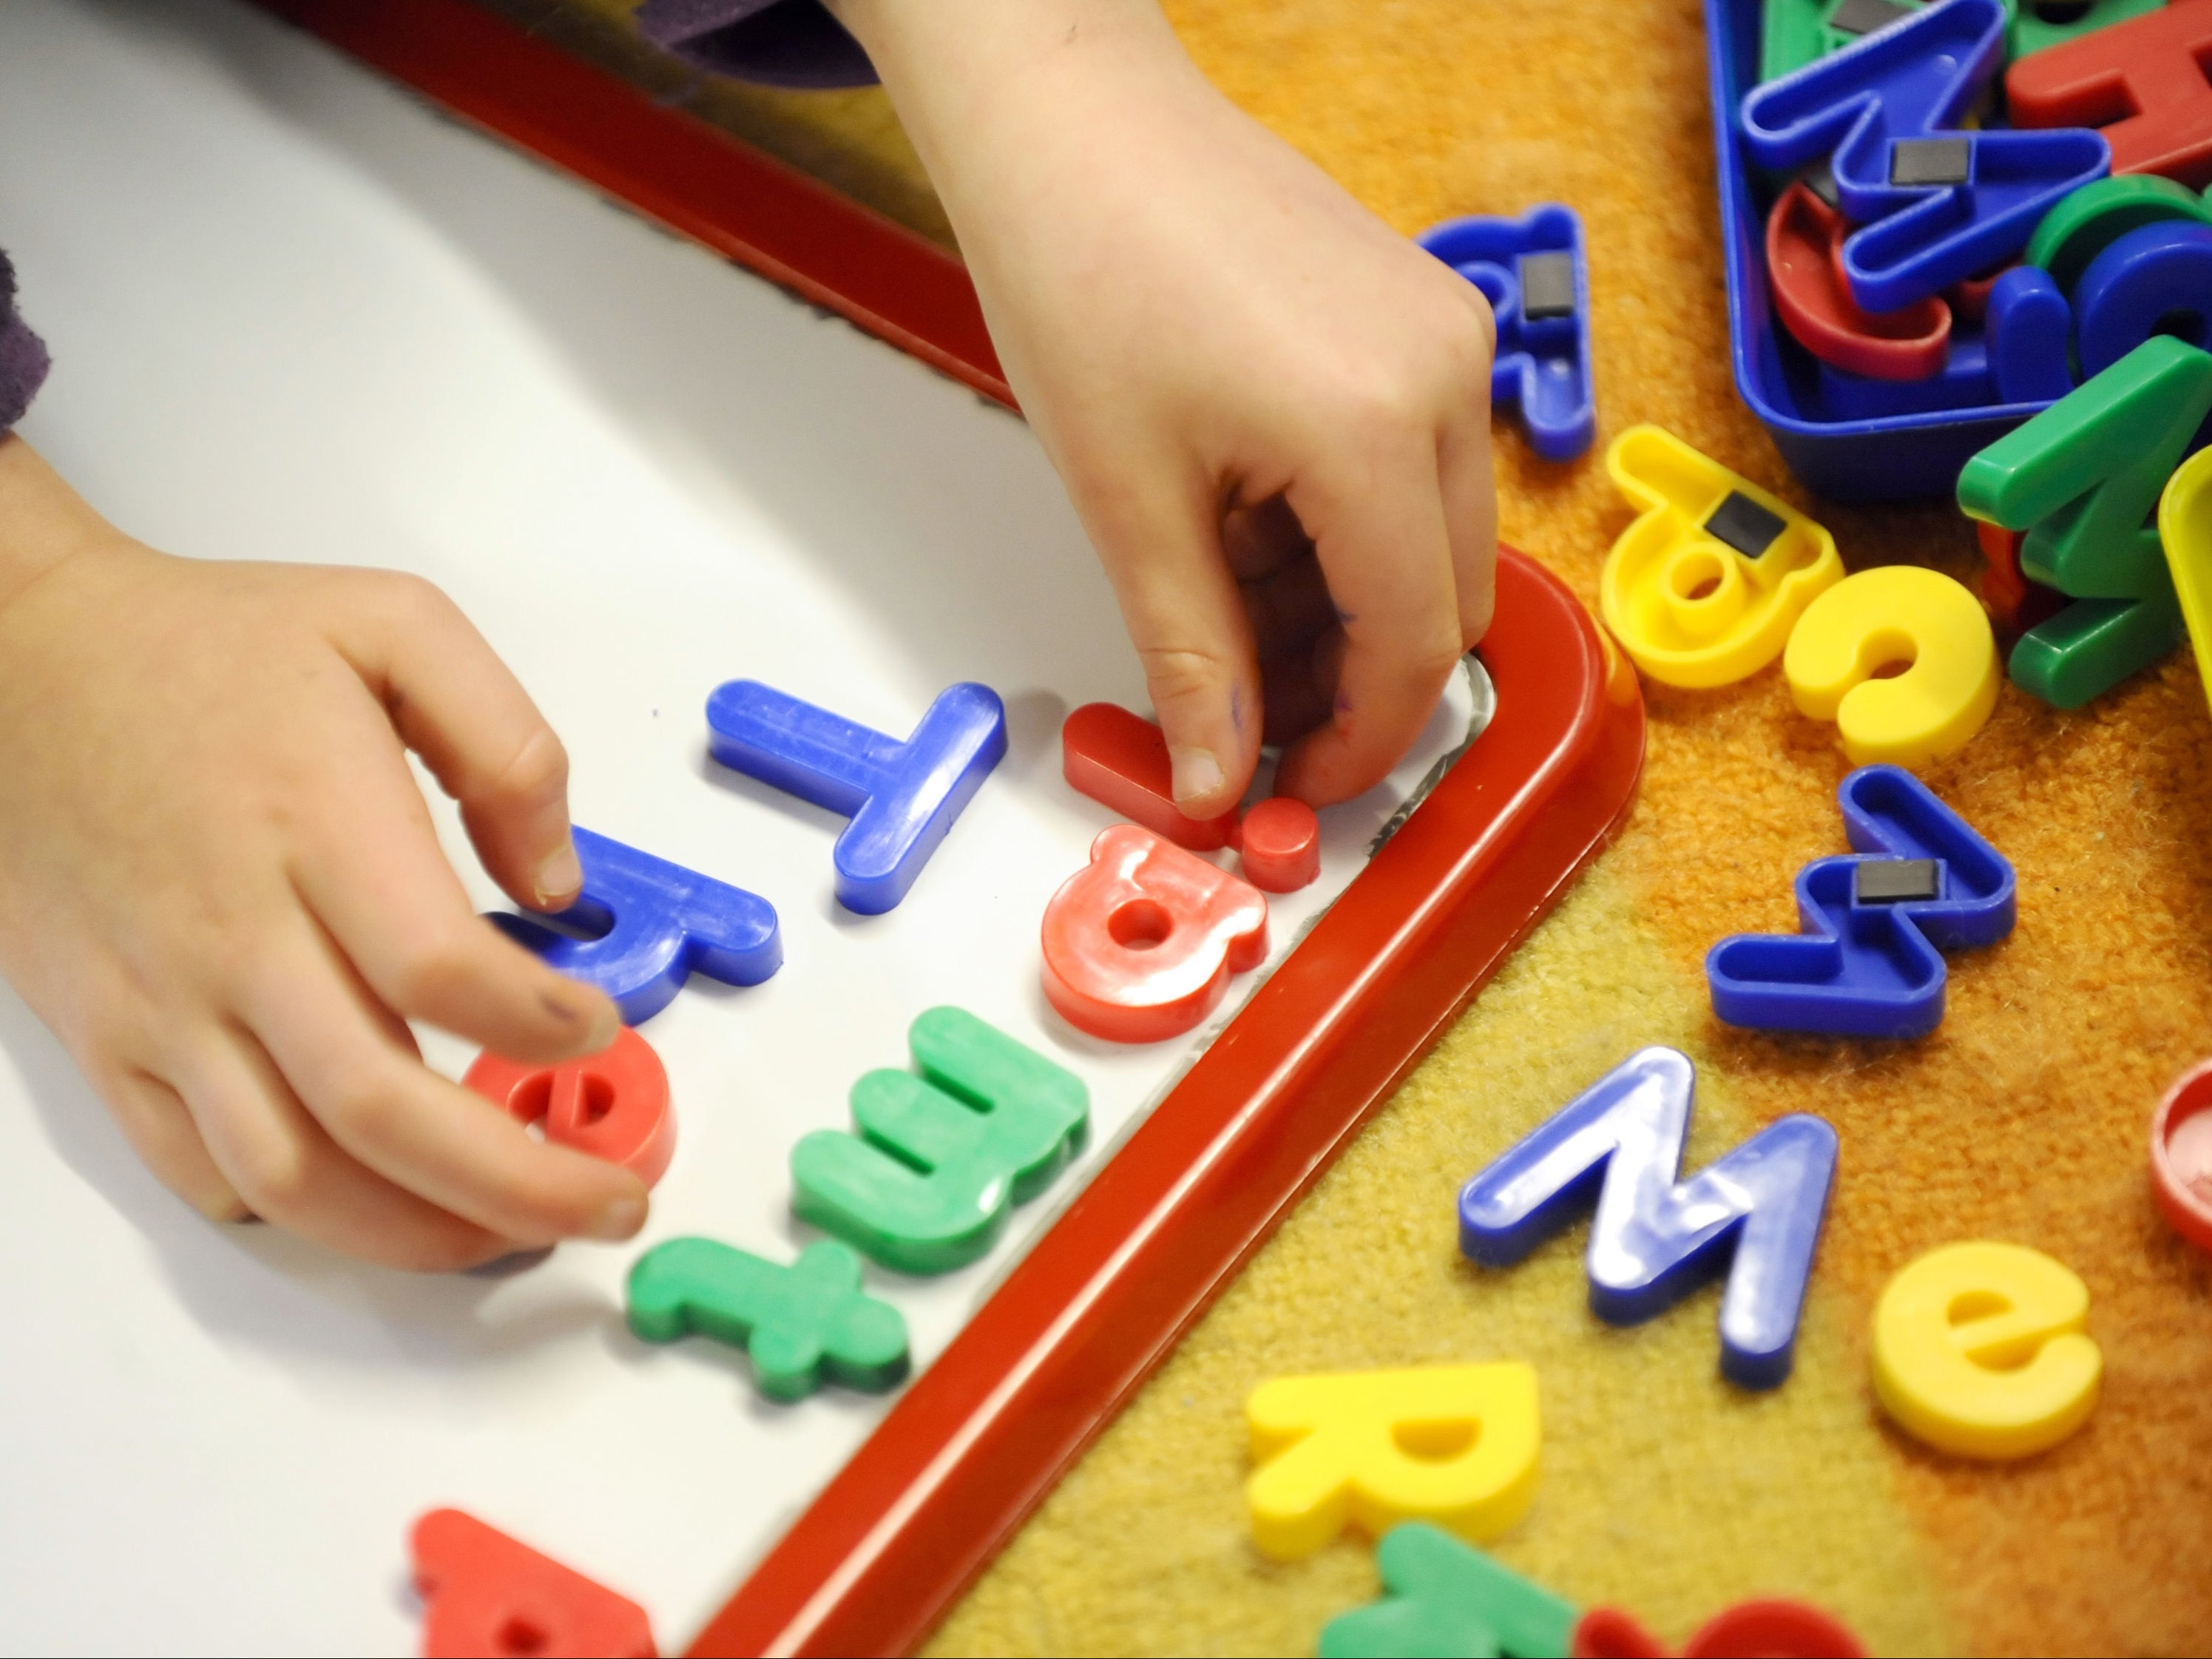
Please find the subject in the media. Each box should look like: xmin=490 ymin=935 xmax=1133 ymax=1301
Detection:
xmin=503 ymin=1 xmax=2212 ymax=1650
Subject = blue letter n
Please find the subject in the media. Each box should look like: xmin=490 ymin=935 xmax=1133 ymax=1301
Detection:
xmin=1457 ymin=1047 xmax=1838 ymax=1390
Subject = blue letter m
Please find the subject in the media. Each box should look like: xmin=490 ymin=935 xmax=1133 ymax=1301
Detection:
xmin=1457 ymin=1047 xmax=1838 ymax=1389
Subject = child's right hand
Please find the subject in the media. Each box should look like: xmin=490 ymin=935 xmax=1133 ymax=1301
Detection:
xmin=831 ymin=0 xmax=1498 ymax=821
xmin=0 ymin=437 xmax=646 ymax=1269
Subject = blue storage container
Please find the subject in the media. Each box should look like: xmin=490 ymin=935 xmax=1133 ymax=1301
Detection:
xmin=1703 ymin=0 xmax=2061 ymax=501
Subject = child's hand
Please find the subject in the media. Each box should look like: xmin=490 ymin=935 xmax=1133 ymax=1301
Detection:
xmin=834 ymin=0 xmax=1498 ymax=817
xmin=0 ymin=439 xmax=642 ymax=1269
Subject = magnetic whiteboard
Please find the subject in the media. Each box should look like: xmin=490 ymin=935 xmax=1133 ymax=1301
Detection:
xmin=0 ymin=2 xmax=1485 ymax=1650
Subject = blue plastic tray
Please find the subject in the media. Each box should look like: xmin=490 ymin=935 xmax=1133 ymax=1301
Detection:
xmin=1704 ymin=0 xmax=2059 ymax=501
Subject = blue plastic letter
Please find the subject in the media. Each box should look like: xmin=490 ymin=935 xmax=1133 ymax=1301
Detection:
xmin=1740 ymin=0 xmax=2110 ymax=312
xmin=1458 ymin=1047 xmax=1837 ymax=1390
xmin=1417 ymin=205 xmax=1597 ymax=462
xmin=2074 ymin=220 xmax=2212 ymax=381
xmin=1822 ymin=266 xmax=2074 ymax=421
xmin=494 ymin=826 xmax=782 ymax=1024
xmin=1706 ymin=765 xmax=2014 ymax=1039
xmin=1985 ymin=267 xmax=2076 ymax=406
xmin=706 ymin=680 xmax=1007 ymax=914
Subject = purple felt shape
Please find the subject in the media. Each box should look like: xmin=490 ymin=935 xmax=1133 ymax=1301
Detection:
xmin=635 ymin=0 xmax=876 ymax=88
xmin=0 ymin=251 xmax=50 ymax=437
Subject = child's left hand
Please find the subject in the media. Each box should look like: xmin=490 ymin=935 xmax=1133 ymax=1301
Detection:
xmin=0 ymin=439 xmax=640 ymax=1268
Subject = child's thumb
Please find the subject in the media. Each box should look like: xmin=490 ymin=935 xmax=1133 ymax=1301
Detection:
xmin=1090 ymin=485 xmax=1262 ymax=820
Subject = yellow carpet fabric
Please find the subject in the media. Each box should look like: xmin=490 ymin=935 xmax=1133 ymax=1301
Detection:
xmin=509 ymin=0 xmax=2212 ymax=1650
xmin=929 ymin=851 xmax=1957 ymax=1655
xmin=941 ymin=1 xmax=2212 ymax=1649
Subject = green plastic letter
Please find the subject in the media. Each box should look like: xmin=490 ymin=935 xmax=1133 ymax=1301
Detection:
xmin=1318 ymin=1524 xmax=1577 ymax=1659
xmin=1759 ymin=0 xmax=2156 ymax=87
xmin=626 ymin=1237 xmax=909 ymax=1402
xmin=1958 ymin=337 xmax=2212 ymax=709
xmin=791 ymin=1006 xmax=1089 ymax=1274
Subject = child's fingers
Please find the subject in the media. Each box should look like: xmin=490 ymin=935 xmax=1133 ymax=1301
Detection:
xmin=1277 ymin=442 xmax=1464 ymax=805
xmin=1237 ymin=546 xmax=1337 ymax=668
xmin=290 ymin=735 xmax=620 ymax=1065
xmin=1259 ymin=630 xmax=1341 ymax=749
xmin=1221 ymin=496 xmax=1310 ymax=581
xmin=102 ymin=1067 xmax=249 ymax=1222
xmin=166 ymin=1032 xmax=514 ymax=1271
xmin=1440 ymin=414 xmax=1499 ymax=649
xmin=331 ymin=572 xmax=584 ymax=913
xmin=1086 ymin=466 xmax=1263 ymax=817
xmin=239 ymin=926 xmax=647 ymax=1247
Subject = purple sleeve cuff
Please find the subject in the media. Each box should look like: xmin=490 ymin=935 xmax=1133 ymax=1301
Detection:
xmin=0 ymin=252 xmax=51 ymax=438
xmin=635 ymin=0 xmax=876 ymax=89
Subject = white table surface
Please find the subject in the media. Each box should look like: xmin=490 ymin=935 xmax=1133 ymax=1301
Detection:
xmin=0 ymin=3 xmax=1481 ymax=1650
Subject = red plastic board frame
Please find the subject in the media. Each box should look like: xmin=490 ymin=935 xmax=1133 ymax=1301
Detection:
xmin=703 ymin=550 xmax=1640 ymax=1656
xmin=248 ymin=0 xmax=1012 ymax=408
xmin=239 ymin=4 xmax=1645 ymax=1652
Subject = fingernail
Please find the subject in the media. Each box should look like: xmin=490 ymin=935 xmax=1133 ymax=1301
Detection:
xmin=584 ymin=999 xmax=621 ymax=1052
xmin=589 ymin=1193 xmax=646 ymax=1241
xmin=1169 ymin=746 xmax=1223 ymax=808
xmin=533 ymin=837 xmax=584 ymax=909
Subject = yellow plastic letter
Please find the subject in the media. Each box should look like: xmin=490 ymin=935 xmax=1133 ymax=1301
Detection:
xmin=2159 ymin=445 xmax=2212 ymax=726
xmin=1872 ymin=1241 xmax=2101 ymax=1461
xmin=1244 ymin=1363 xmax=1540 ymax=1561
xmin=1600 ymin=425 xmax=1844 ymax=687
xmin=1784 ymin=566 xmax=2000 ymax=766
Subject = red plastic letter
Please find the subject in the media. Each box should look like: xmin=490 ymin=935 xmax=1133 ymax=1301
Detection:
xmin=1061 ymin=703 xmax=1240 ymax=851
xmin=410 ymin=1509 xmax=657 ymax=1659
xmin=1572 ymin=1599 xmax=1866 ymax=1659
xmin=1975 ymin=520 xmax=2066 ymax=641
xmin=1041 ymin=823 xmax=1269 ymax=1042
xmin=464 ymin=1025 xmax=676 ymax=1185
xmin=2009 ymin=0 xmax=2212 ymax=190
xmin=1573 ymin=1609 xmax=1671 ymax=1659
xmin=1239 ymin=797 xmax=1322 ymax=893
xmin=1766 ymin=181 xmax=1951 ymax=380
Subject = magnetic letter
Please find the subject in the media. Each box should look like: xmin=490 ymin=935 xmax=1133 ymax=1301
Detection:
xmin=1742 ymin=0 xmax=2109 ymax=311
xmin=626 ymin=1237 xmax=909 ymax=1401
xmin=1041 ymin=823 xmax=1270 ymax=1043
xmin=464 ymin=1025 xmax=676 ymax=1185
xmin=493 ymin=827 xmax=780 ymax=1024
xmin=1976 ymin=521 xmax=2066 ymax=641
xmin=2159 ymin=446 xmax=2212 ymax=730
xmin=1765 ymin=180 xmax=1951 ymax=381
xmin=1246 ymin=1365 xmax=1541 ymax=1561
xmin=1762 ymin=0 xmax=2159 ymax=84
xmin=1060 ymin=702 xmax=1239 ymax=850
xmin=1319 ymin=1524 xmax=1576 ymax=1659
xmin=1575 ymin=1600 xmax=1867 ymax=1658
xmin=1600 ymin=425 xmax=1843 ymax=689
xmin=1958 ymin=335 xmax=2212 ymax=708
xmin=1708 ymin=765 xmax=2015 ymax=1040
xmin=1418 ymin=204 xmax=1597 ymax=461
xmin=1872 ymin=1240 xmax=2101 ymax=1459
xmin=410 ymin=1509 xmax=655 ymax=1659
xmin=1458 ymin=1048 xmax=1837 ymax=1388
xmin=790 ymin=1007 xmax=1089 ymax=1273
xmin=706 ymin=679 xmax=1006 ymax=913
xmin=1782 ymin=566 xmax=2000 ymax=765
xmin=2009 ymin=0 xmax=2212 ymax=191
xmin=1238 ymin=797 xmax=1322 ymax=893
